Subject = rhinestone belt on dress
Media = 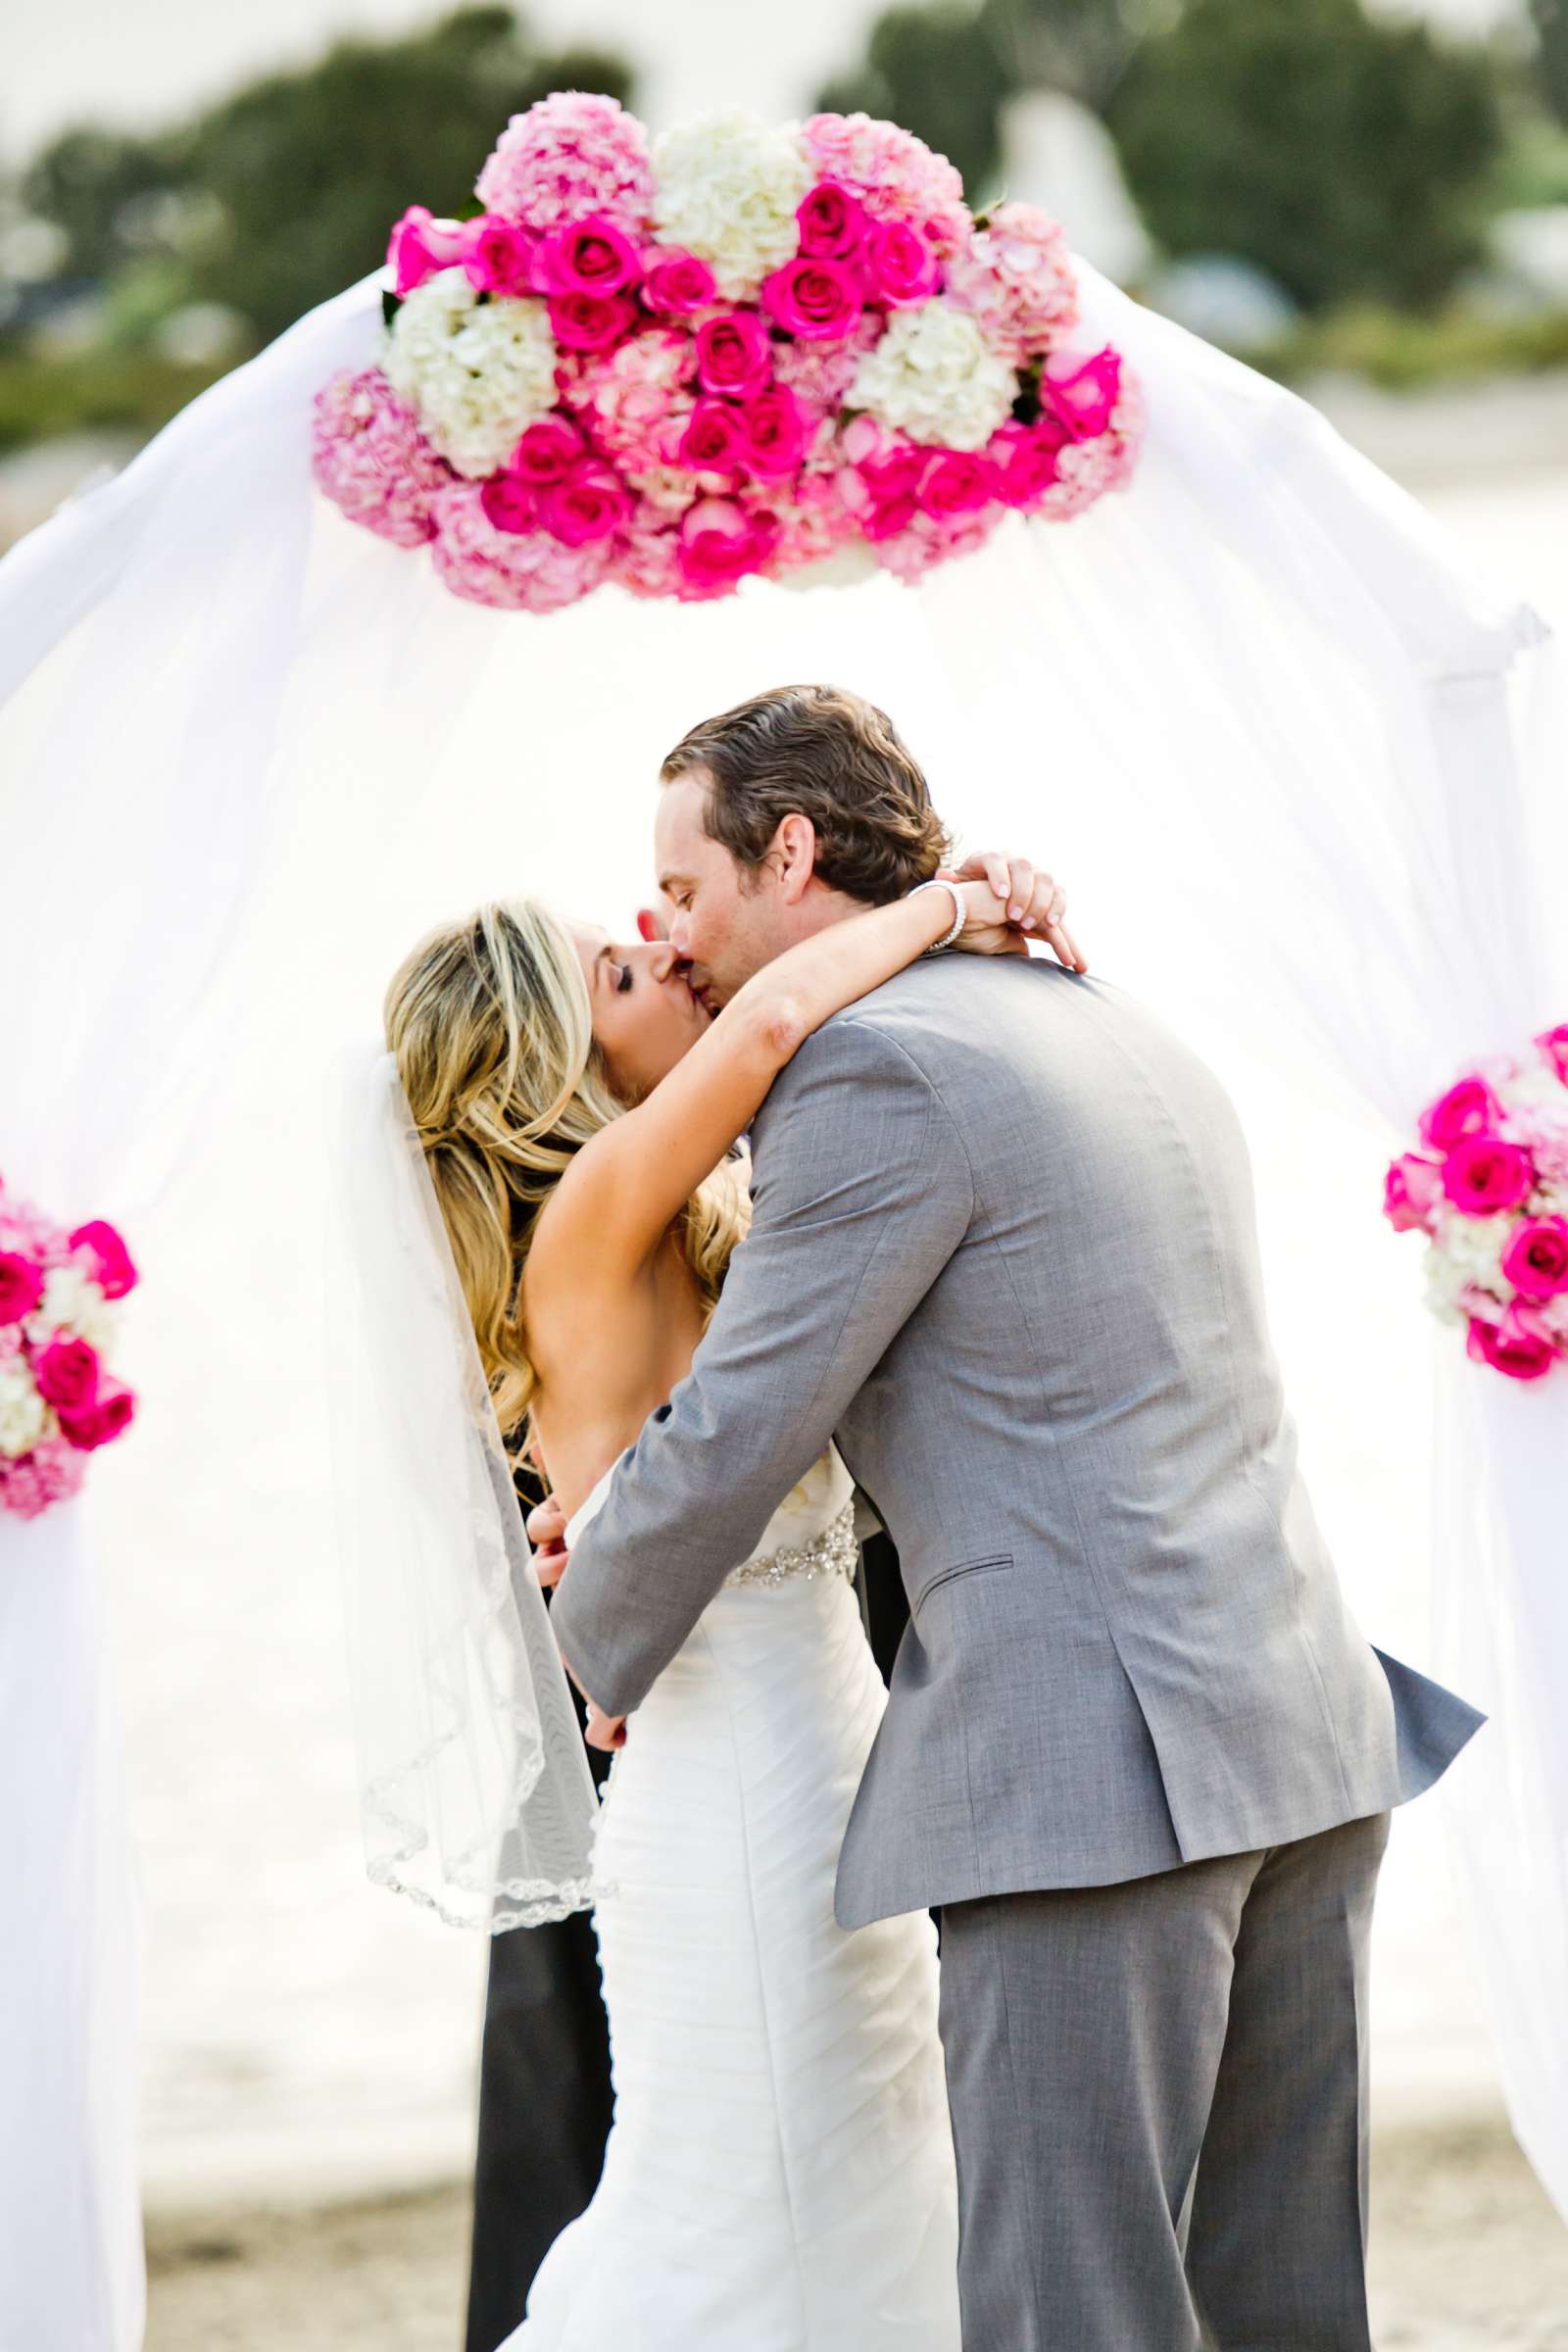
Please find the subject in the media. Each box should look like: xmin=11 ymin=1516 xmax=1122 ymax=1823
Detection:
xmin=722 ymin=1500 xmax=858 ymax=1591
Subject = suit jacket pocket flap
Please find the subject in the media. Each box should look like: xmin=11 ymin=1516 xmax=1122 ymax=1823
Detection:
xmin=912 ymin=1553 xmax=1013 ymax=1615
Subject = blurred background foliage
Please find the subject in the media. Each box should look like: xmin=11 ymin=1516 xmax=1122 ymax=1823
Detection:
xmin=5 ymin=0 xmax=1568 ymax=458
xmin=0 ymin=8 xmax=631 ymax=447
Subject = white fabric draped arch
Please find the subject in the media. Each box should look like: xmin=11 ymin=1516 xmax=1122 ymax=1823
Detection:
xmin=1 ymin=263 xmax=1564 ymax=2343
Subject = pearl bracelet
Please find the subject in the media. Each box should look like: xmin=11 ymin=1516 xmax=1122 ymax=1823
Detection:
xmin=910 ymin=876 xmax=967 ymax=954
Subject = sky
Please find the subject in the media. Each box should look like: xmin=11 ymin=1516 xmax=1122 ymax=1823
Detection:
xmin=4 ymin=0 xmax=1524 ymax=164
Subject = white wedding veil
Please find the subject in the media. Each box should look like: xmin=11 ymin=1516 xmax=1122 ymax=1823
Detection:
xmin=327 ymin=1046 xmax=597 ymax=1931
xmin=1 ymin=252 xmax=1566 ymax=2300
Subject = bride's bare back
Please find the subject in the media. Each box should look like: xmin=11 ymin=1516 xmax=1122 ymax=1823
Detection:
xmin=527 ymin=1218 xmax=711 ymax=1519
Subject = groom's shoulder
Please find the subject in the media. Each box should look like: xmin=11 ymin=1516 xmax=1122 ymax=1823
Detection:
xmin=766 ymin=957 xmax=1069 ymax=1110
xmin=830 ymin=951 xmax=1080 ymax=1062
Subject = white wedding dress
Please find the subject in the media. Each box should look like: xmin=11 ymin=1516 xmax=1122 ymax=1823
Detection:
xmin=504 ymin=1446 xmax=961 ymax=2350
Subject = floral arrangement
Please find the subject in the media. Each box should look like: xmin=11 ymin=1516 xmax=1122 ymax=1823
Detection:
xmin=312 ymin=94 xmax=1142 ymax=612
xmin=0 ymin=1174 xmax=138 ymax=1521
xmin=1384 ymin=1026 xmax=1568 ymax=1382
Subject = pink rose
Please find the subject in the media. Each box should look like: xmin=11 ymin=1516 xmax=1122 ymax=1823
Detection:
xmin=385 ymin=205 xmax=467 ymax=296
xmin=69 ymin=1218 xmax=137 ymax=1299
xmin=797 ymin=182 xmax=866 ymax=260
xmin=1442 ymin=1134 xmax=1535 ymax=1216
xmin=1502 ymin=1213 xmax=1568 ymax=1298
xmin=1467 ymin=1305 xmax=1559 ymax=1382
xmin=58 ymin=1379 xmax=136 ymax=1453
xmin=460 ymin=214 xmax=538 ymax=296
xmin=34 ymin=1335 xmax=100 ymax=1414
xmin=760 ymin=257 xmax=863 ymax=342
xmin=848 ymin=448 xmax=924 ymax=541
xmin=548 ymin=292 xmax=638 ymax=353
xmin=740 ymin=386 xmax=808 ymax=478
xmin=676 ymin=498 xmax=780 ymax=594
xmin=480 ymin=473 xmax=540 ymax=535
xmin=1536 ymin=1024 xmax=1568 ymax=1084
xmin=1382 ymin=1153 xmax=1446 ymax=1234
xmin=987 ymin=416 xmax=1070 ymax=509
xmin=537 ymin=462 xmax=632 ymax=547
xmin=917 ymin=450 xmax=1001 ymax=518
xmin=1420 ymin=1076 xmax=1501 ymax=1152
xmin=861 ymin=221 xmax=941 ymax=309
xmin=695 ymin=312 xmax=774 ymax=399
xmin=640 ymin=248 xmax=717 ymax=318
xmin=1042 ymin=349 xmax=1123 ymax=442
xmin=678 ymin=398 xmax=749 ymax=476
xmin=0 ymin=1252 xmax=44 ymax=1325
xmin=536 ymin=215 xmax=643 ymax=299
xmin=510 ymin=416 xmax=587 ymax=485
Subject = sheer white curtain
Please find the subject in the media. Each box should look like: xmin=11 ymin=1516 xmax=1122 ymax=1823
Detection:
xmin=0 ymin=261 xmax=1563 ymax=2342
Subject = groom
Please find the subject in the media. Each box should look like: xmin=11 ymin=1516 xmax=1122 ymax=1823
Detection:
xmin=549 ymin=683 xmax=1483 ymax=2350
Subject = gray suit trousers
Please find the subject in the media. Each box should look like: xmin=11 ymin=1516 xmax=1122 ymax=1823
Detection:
xmin=937 ymin=1811 xmax=1392 ymax=2352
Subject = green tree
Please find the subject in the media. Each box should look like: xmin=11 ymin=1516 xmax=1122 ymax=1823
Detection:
xmin=21 ymin=9 xmax=634 ymax=346
xmin=1531 ymin=0 xmax=1568 ymax=127
xmin=815 ymin=5 xmax=1013 ymax=198
xmin=1107 ymin=0 xmax=1502 ymax=314
xmin=22 ymin=125 xmax=190 ymax=284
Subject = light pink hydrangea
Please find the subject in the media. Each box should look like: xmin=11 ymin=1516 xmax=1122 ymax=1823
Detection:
xmin=1500 ymin=1103 xmax=1568 ymax=1191
xmin=750 ymin=457 xmax=859 ymax=574
xmin=801 ymin=112 xmax=971 ymax=257
xmin=559 ymin=325 xmax=699 ymax=473
xmin=0 ymin=1438 xmax=87 ymax=1522
xmin=944 ymin=202 xmax=1079 ymax=362
xmin=868 ymin=501 xmax=1005 ymax=583
xmin=613 ymin=511 xmax=686 ymax=600
xmin=475 ymin=93 xmax=655 ymax=234
xmin=0 ymin=1183 xmax=71 ymax=1266
xmin=312 ymin=369 xmax=451 ymax=548
xmin=771 ymin=312 xmax=883 ymax=422
xmin=430 ymin=481 xmax=613 ymax=612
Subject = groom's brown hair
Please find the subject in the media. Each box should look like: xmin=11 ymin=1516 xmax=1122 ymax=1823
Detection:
xmin=661 ymin=684 xmax=952 ymax=906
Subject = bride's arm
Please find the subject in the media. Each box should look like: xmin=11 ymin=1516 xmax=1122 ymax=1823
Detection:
xmin=532 ymin=872 xmax=1037 ymax=1289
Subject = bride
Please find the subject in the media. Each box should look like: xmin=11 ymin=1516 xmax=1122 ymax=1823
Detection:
xmin=381 ymin=854 xmax=1079 ymax=2348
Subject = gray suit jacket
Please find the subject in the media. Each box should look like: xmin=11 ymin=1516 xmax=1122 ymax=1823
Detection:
xmin=554 ymin=956 xmax=1483 ymax=1930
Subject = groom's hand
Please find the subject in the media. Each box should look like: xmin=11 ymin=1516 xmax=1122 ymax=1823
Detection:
xmin=527 ymin=1493 xmax=570 ymax=1589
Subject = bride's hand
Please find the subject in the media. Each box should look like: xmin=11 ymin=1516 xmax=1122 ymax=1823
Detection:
xmin=528 ymin=1493 xmax=570 ymax=1589
xmin=942 ymin=853 xmax=1087 ymax=972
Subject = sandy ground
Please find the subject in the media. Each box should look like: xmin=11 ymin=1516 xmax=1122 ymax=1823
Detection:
xmin=144 ymin=2117 xmax=1568 ymax=2352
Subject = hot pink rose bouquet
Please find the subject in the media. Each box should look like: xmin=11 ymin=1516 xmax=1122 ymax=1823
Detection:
xmin=312 ymin=94 xmax=1141 ymax=612
xmin=1384 ymin=1026 xmax=1568 ymax=1382
xmin=0 ymin=1174 xmax=138 ymax=1521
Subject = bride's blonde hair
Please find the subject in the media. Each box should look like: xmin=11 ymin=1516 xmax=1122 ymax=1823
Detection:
xmin=384 ymin=898 xmax=749 ymax=1446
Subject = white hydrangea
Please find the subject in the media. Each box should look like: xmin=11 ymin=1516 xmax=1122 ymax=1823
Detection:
xmin=30 ymin=1265 xmax=117 ymax=1357
xmin=0 ymin=1364 xmax=46 ymax=1460
xmin=386 ymin=269 xmax=559 ymax=479
xmin=1424 ymin=1210 xmax=1510 ymax=1325
xmin=847 ymin=300 xmax=1017 ymax=453
xmin=652 ymin=112 xmax=813 ymax=300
